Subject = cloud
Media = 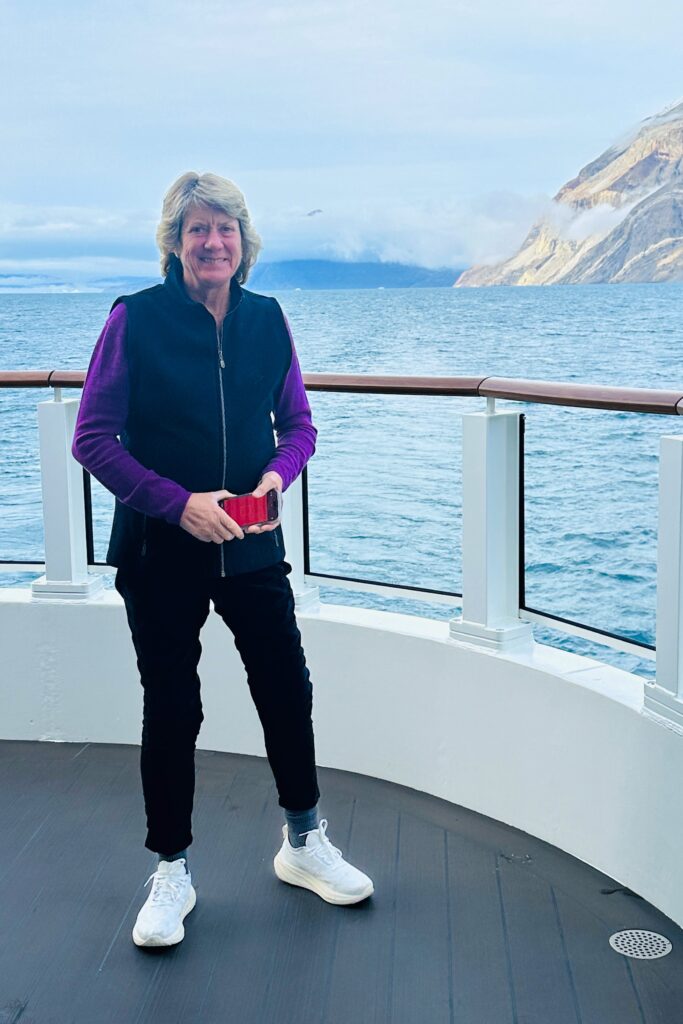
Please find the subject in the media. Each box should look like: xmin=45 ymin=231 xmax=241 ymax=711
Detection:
xmin=0 ymin=203 xmax=159 ymax=267
xmin=0 ymin=189 xmax=548 ymax=280
xmin=258 ymin=191 xmax=547 ymax=268
xmin=0 ymin=203 xmax=155 ymax=242
xmin=545 ymin=199 xmax=639 ymax=243
xmin=3 ymin=0 xmax=681 ymax=214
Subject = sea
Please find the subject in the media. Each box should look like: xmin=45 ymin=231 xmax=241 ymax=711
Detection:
xmin=2 ymin=283 xmax=683 ymax=682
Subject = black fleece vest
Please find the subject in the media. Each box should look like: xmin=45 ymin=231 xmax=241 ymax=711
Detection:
xmin=107 ymin=255 xmax=292 ymax=577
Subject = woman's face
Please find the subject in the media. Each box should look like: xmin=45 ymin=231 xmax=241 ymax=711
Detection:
xmin=177 ymin=203 xmax=243 ymax=294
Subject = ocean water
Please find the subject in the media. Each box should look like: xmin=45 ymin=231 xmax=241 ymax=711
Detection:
xmin=2 ymin=283 xmax=683 ymax=681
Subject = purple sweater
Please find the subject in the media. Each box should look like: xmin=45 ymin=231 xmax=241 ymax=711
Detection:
xmin=72 ymin=303 xmax=317 ymax=525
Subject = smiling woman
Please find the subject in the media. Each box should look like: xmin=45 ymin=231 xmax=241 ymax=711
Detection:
xmin=69 ymin=168 xmax=373 ymax=950
xmin=156 ymin=172 xmax=262 ymax=284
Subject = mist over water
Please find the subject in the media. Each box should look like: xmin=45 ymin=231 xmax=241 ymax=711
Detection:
xmin=2 ymin=282 xmax=682 ymax=681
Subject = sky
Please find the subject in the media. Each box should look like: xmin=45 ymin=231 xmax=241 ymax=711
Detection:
xmin=2 ymin=0 xmax=683 ymax=281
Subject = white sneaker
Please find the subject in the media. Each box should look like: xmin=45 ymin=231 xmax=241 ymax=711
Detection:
xmin=273 ymin=818 xmax=374 ymax=905
xmin=132 ymin=859 xmax=196 ymax=947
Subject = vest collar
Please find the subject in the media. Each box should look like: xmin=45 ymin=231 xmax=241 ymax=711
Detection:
xmin=164 ymin=252 xmax=244 ymax=315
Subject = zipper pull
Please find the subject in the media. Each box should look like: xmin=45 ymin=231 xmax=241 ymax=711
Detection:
xmin=220 ymin=354 xmax=225 ymax=369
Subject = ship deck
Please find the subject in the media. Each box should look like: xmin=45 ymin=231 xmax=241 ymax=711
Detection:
xmin=1 ymin=738 xmax=681 ymax=1024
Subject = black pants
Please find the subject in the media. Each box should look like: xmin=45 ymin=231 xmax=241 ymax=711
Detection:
xmin=115 ymin=558 xmax=320 ymax=854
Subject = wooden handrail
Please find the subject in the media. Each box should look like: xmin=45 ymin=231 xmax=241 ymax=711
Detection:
xmin=1 ymin=369 xmax=682 ymax=414
xmin=478 ymin=377 xmax=683 ymax=416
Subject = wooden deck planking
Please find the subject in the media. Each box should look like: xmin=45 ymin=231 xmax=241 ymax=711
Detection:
xmin=2 ymin=751 xmax=142 ymax=1023
xmin=1 ymin=746 xmax=92 ymax=857
xmin=498 ymin=852 xmax=587 ymax=1023
xmin=389 ymin=814 xmax=452 ymax=1023
xmin=550 ymin=884 xmax=647 ymax=1024
xmin=629 ymin=960 xmax=681 ymax=1024
xmin=1 ymin=740 xmax=682 ymax=1024
xmin=166 ymin=768 xmax=347 ymax=1024
xmin=323 ymin=798 xmax=401 ymax=1024
xmin=79 ymin=756 xmax=275 ymax=1024
xmin=446 ymin=832 xmax=516 ymax=1023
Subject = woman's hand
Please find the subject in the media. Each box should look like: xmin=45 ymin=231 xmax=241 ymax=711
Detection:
xmin=180 ymin=490 xmax=245 ymax=543
xmin=245 ymin=471 xmax=283 ymax=534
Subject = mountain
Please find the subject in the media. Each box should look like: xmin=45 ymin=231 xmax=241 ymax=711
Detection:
xmin=248 ymin=260 xmax=462 ymax=289
xmin=94 ymin=262 xmax=463 ymax=292
xmin=456 ymin=100 xmax=683 ymax=286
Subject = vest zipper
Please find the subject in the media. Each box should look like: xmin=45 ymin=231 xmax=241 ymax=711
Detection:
xmin=217 ymin=321 xmax=227 ymax=577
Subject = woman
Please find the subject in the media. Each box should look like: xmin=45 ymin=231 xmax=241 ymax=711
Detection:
xmin=72 ymin=171 xmax=374 ymax=948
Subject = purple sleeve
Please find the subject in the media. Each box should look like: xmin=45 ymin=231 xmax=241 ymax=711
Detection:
xmin=262 ymin=315 xmax=317 ymax=491
xmin=71 ymin=303 xmax=192 ymax=524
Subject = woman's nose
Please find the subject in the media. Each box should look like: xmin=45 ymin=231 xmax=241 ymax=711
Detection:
xmin=203 ymin=228 xmax=222 ymax=249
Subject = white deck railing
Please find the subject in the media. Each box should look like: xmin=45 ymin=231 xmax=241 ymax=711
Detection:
xmin=1 ymin=372 xmax=683 ymax=727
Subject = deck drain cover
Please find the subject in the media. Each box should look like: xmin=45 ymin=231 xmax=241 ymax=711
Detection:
xmin=609 ymin=930 xmax=672 ymax=959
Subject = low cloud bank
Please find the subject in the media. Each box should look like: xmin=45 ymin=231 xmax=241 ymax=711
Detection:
xmin=258 ymin=193 xmax=547 ymax=268
xmin=545 ymin=199 xmax=638 ymax=243
xmin=0 ymin=192 xmax=550 ymax=284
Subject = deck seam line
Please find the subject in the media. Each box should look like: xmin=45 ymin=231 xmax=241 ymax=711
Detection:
xmin=624 ymin=958 xmax=648 ymax=1024
xmin=98 ymin=881 xmax=150 ymax=973
xmin=3 ymin=818 xmax=52 ymax=881
xmin=550 ymin=883 xmax=584 ymax=1024
xmin=495 ymin=853 xmax=519 ymax=1024
xmin=386 ymin=812 xmax=401 ymax=1024
xmin=444 ymin=830 xmax=455 ymax=1024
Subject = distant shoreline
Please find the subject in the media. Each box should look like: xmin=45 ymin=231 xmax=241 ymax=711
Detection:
xmin=0 ymin=259 xmax=464 ymax=294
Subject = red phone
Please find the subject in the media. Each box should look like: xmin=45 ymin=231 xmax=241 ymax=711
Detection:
xmin=219 ymin=489 xmax=282 ymax=528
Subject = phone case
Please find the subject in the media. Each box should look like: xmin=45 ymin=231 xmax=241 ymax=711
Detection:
xmin=220 ymin=489 xmax=282 ymax=528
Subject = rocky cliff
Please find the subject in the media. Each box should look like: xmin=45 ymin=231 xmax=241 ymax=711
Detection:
xmin=456 ymin=101 xmax=683 ymax=286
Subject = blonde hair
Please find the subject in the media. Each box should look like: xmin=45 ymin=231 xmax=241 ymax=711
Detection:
xmin=156 ymin=171 xmax=262 ymax=282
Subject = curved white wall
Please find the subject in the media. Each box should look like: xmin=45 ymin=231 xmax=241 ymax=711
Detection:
xmin=1 ymin=588 xmax=681 ymax=928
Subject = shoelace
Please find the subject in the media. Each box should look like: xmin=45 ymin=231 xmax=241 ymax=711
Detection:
xmin=300 ymin=818 xmax=343 ymax=867
xmin=143 ymin=868 xmax=187 ymax=907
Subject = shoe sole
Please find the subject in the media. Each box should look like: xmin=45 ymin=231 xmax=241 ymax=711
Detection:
xmin=132 ymin=885 xmax=197 ymax=947
xmin=273 ymin=853 xmax=374 ymax=905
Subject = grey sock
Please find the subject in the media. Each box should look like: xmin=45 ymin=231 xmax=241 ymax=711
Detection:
xmin=284 ymin=805 xmax=319 ymax=849
xmin=158 ymin=848 xmax=189 ymax=873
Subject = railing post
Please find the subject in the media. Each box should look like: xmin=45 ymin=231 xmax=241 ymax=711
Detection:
xmin=281 ymin=473 xmax=319 ymax=612
xmin=449 ymin=407 xmax=532 ymax=649
xmin=644 ymin=435 xmax=683 ymax=726
xmin=31 ymin=393 xmax=103 ymax=600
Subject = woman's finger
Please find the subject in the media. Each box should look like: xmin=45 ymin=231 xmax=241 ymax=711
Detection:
xmin=217 ymin=509 xmax=244 ymax=541
xmin=246 ymin=520 xmax=279 ymax=534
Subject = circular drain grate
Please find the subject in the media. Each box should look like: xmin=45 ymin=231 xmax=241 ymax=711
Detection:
xmin=609 ymin=930 xmax=672 ymax=960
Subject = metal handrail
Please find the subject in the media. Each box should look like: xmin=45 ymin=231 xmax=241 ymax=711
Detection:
xmin=1 ymin=370 xmax=683 ymax=415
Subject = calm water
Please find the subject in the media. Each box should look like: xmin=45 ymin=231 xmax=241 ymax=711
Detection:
xmin=2 ymin=283 xmax=683 ymax=680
